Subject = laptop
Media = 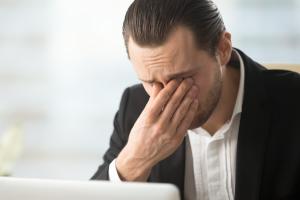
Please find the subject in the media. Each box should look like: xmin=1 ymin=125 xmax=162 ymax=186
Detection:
xmin=0 ymin=177 xmax=180 ymax=200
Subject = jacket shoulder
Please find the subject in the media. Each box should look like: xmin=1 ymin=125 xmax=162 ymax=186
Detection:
xmin=126 ymin=83 xmax=149 ymax=111
xmin=262 ymin=69 xmax=300 ymax=106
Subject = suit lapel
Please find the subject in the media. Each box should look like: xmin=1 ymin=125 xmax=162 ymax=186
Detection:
xmin=234 ymin=49 xmax=271 ymax=200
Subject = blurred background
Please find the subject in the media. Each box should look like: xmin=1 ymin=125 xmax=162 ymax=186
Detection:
xmin=0 ymin=0 xmax=299 ymax=180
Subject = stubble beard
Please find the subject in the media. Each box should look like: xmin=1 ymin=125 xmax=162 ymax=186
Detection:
xmin=189 ymin=66 xmax=223 ymax=129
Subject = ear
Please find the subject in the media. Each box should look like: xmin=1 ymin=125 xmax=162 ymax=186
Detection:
xmin=216 ymin=32 xmax=232 ymax=66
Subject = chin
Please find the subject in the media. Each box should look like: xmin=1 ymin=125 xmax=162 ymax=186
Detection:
xmin=189 ymin=100 xmax=218 ymax=129
xmin=189 ymin=111 xmax=210 ymax=129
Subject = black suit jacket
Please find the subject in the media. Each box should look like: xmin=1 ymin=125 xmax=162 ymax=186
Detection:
xmin=91 ymin=49 xmax=300 ymax=200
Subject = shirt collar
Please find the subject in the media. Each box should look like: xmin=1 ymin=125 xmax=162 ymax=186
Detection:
xmin=231 ymin=49 xmax=244 ymax=117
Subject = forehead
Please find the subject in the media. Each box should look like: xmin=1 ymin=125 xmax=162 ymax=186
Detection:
xmin=128 ymin=27 xmax=201 ymax=82
xmin=128 ymin=26 xmax=198 ymax=62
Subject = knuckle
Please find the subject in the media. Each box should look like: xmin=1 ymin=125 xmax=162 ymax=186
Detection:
xmin=162 ymin=90 xmax=171 ymax=99
xmin=170 ymin=96 xmax=180 ymax=106
xmin=148 ymin=107 xmax=156 ymax=117
xmin=153 ymin=124 xmax=165 ymax=135
xmin=144 ymin=115 xmax=154 ymax=124
xmin=171 ymin=112 xmax=179 ymax=121
xmin=158 ymin=134 xmax=172 ymax=146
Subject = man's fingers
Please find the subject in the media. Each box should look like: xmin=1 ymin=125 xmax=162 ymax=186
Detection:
xmin=160 ymin=79 xmax=194 ymax=123
xmin=145 ymin=83 xmax=163 ymax=114
xmin=149 ymin=79 xmax=180 ymax=117
xmin=175 ymin=99 xmax=199 ymax=136
xmin=170 ymin=85 xmax=197 ymax=125
xmin=148 ymin=83 xmax=163 ymax=103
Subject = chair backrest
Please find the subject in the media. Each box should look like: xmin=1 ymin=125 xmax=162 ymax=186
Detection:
xmin=264 ymin=64 xmax=300 ymax=73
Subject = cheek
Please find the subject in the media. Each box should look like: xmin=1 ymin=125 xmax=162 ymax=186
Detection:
xmin=192 ymin=71 xmax=216 ymax=100
xmin=192 ymin=74 xmax=208 ymax=95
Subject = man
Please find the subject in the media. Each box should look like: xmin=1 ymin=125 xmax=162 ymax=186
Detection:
xmin=91 ymin=0 xmax=300 ymax=199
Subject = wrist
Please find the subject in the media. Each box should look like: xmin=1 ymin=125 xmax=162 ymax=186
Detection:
xmin=115 ymin=147 xmax=153 ymax=181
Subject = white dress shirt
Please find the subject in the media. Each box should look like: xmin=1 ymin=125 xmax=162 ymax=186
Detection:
xmin=185 ymin=50 xmax=244 ymax=200
xmin=108 ymin=50 xmax=245 ymax=200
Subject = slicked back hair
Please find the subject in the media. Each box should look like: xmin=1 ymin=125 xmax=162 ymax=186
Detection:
xmin=122 ymin=0 xmax=226 ymax=57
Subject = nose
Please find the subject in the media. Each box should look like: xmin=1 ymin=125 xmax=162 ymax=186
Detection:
xmin=156 ymin=80 xmax=171 ymax=88
xmin=151 ymin=79 xmax=169 ymax=89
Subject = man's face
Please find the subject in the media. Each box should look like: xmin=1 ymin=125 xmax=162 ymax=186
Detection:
xmin=128 ymin=26 xmax=225 ymax=128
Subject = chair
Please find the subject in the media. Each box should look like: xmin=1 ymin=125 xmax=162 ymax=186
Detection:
xmin=264 ymin=64 xmax=300 ymax=73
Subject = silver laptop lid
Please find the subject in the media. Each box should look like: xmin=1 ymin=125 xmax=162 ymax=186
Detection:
xmin=0 ymin=177 xmax=180 ymax=200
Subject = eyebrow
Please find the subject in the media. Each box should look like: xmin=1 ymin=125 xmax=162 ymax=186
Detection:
xmin=139 ymin=68 xmax=199 ymax=83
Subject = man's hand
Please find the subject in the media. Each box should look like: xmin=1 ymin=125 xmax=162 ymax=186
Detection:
xmin=116 ymin=78 xmax=199 ymax=181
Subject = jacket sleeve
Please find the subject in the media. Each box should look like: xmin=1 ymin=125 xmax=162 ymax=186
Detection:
xmin=91 ymin=87 xmax=131 ymax=180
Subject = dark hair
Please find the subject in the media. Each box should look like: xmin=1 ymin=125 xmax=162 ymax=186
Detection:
xmin=122 ymin=0 xmax=226 ymax=57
